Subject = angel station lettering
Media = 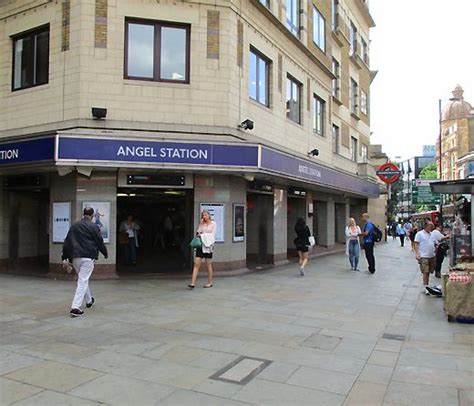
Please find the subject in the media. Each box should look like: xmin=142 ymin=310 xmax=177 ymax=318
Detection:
xmin=116 ymin=146 xmax=208 ymax=160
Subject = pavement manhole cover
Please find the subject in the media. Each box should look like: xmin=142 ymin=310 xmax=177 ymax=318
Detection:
xmin=210 ymin=356 xmax=272 ymax=385
xmin=382 ymin=333 xmax=406 ymax=341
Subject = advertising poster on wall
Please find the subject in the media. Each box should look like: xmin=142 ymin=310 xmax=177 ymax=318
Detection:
xmin=200 ymin=203 xmax=224 ymax=242
xmin=233 ymin=204 xmax=245 ymax=242
xmin=52 ymin=202 xmax=71 ymax=243
xmin=82 ymin=201 xmax=111 ymax=243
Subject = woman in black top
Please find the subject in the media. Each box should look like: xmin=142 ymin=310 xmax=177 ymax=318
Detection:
xmin=294 ymin=217 xmax=311 ymax=276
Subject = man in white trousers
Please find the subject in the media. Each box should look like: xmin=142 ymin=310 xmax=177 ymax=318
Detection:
xmin=62 ymin=207 xmax=108 ymax=317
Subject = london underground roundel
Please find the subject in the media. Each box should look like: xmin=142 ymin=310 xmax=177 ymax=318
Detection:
xmin=376 ymin=163 xmax=401 ymax=184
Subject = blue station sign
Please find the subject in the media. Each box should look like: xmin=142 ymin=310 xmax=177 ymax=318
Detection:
xmin=0 ymin=137 xmax=55 ymax=166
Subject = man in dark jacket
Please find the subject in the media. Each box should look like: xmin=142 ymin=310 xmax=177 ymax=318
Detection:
xmin=63 ymin=207 xmax=108 ymax=317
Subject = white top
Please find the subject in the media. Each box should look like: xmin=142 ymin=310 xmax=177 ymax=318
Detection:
xmin=345 ymin=226 xmax=361 ymax=240
xmin=414 ymin=229 xmax=436 ymax=258
xmin=431 ymin=229 xmax=445 ymax=244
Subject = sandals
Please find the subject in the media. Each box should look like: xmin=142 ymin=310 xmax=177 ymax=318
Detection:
xmin=203 ymin=284 xmax=213 ymax=288
xmin=188 ymin=284 xmax=195 ymax=289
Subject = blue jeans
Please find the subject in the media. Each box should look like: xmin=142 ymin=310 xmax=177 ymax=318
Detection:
xmin=348 ymin=240 xmax=360 ymax=269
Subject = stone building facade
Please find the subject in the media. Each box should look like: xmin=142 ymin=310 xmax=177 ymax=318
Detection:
xmin=438 ymin=85 xmax=474 ymax=181
xmin=0 ymin=0 xmax=379 ymax=277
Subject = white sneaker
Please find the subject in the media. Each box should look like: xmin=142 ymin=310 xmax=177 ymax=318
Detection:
xmin=424 ymin=288 xmax=431 ymax=296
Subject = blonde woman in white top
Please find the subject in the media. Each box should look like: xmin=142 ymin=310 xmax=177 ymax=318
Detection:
xmin=189 ymin=211 xmax=216 ymax=289
xmin=345 ymin=218 xmax=361 ymax=271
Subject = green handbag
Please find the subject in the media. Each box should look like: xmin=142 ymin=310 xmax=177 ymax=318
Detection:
xmin=190 ymin=236 xmax=202 ymax=249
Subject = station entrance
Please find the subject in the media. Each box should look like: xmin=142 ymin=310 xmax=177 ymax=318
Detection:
xmin=4 ymin=177 xmax=50 ymax=274
xmin=116 ymin=188 xmax=193 ymax=274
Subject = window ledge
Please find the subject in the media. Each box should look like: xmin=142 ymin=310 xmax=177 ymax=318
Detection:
xmin=349 ymin=54 xmax=362 ymax=70
xmin=286 ymin=117 xmax=304 ymax=129
xmin=331 ymin=30 xmax=344 ymax=47
xmin=351 ymin=112 xmax=361 ymax=120
xmin=249 ymin=98 xmax=271 ymax=111
xmin=332 ymin=95 xmax=343 ymax=106
xmin=313 ymin=130 xmax=325 ymax=137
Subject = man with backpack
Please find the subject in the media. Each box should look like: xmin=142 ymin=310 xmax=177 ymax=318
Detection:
xmin=361 ymin=213 xmax=378 ymax=274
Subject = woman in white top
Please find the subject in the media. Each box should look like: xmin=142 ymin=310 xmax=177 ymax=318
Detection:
xmin=345 ymin=218 xmax=361 ymax=271
xmin=189 ymin=211 xmax=216 ymax=289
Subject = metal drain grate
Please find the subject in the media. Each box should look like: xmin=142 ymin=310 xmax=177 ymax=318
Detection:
xmin=382 ymin=333 xmax=406 ymax=341
xmin=210 ymin=356 xmax=272 ymax=385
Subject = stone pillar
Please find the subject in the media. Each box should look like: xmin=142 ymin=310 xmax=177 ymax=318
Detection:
xmin=0 ymin=181 xmax=8 ymax=270
xmin=49 ymin=172 xmax=77 ymax=274
xmin=327 ymin=198 xmax=336 ymax=247
xmin=272 ymin=187 xmax=287 ymax=265
xmin=194 ymin=175 xmax=247 ymax=272
xmin=75 ymin=171 xmax=117 ymax=278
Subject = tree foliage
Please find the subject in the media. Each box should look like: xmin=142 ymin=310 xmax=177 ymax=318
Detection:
xmin=419 ymin=162 xmax=438 ymax=180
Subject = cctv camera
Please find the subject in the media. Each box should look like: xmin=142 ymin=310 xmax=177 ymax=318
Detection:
xmin=308 ymin=149 xmax=319 ymax=157
xmin=239 ymin=119 xmax=254 ymax=130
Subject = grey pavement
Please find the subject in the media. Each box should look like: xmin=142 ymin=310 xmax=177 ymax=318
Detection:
xmin=1 ymin=239 xmax=473 ymax=406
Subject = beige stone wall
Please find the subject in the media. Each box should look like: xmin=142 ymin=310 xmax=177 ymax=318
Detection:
xmin=1 ymin=0 xmax=374 ymax=176
xmin=440 ymin=117 xmax=470 ymax=180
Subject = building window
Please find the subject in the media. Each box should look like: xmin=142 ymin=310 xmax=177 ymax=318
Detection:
xmin=361 ymin=144 xmax=368 ymax=163
xmin=332 ymin=124 xmax=340 ymax=154
xmin=350 ymin=136 xmax=358 ymax=162
xmin=350 ymin=78 xmax=358 ymax=115
xmin=125 ymin=19 xmax=190 ymax=83
xmin=313 ymin=95 xmax=325 ymax=135
xmin=313 ymin=6 xmax=325 ymax=52
xmin=249 ymin=48 xmax=270 ymax=106
xmin=331 ymin=0 xmax=338 ymax=31
xmin=349 ymin=21 xmax=357 ymax=56
xmin=12 ymin=25 xmax=49 ymax=91
xmin=286 ymin=0 xmax=300 ymax=37
xmin=260 ymin=0 xmax=270 ymax=7
xmin=286 ymin=75 xmax=301 ymax=124
xmin=361 ymin=38 xmax=368 ymax=64
xmin=332 ymin=58 xmax=340 ymax=99
xmin=360 ymin=90 xmax=368 ymax=115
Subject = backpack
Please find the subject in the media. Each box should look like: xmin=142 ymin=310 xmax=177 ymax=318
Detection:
xmin=372 ymin=225 xmax=383 ymax=242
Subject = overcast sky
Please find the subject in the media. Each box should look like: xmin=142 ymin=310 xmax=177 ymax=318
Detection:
xmin=369 ymin=0 xmax=474 ymax=160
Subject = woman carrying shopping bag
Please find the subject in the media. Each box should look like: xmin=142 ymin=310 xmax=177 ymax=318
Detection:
xmin=188 ymin=210 xmax=216 ymax=289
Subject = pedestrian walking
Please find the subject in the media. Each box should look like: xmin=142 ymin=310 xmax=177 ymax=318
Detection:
xmin=189 ymin=210 xmax=216 ymax=289
xmin=432 ymin=224 xmax=450 ymax=278
xmin=390 ymin=222 xmax=397 ymax=240
xmin=409 ymin=225 xmax=418 ymax=251
xmin=62 ymin=207 xmax=108 ymax=317
xmin=414 ymin=221 xmax=437 ymax=295
xmin=403 ymin=220 xmax=413 ymax=235
xmin=396 ymin=222 xmax=406 ymax=247
xmin=345 ymin=218 xmax=361 ymax=271
xmin=361 ymin=213 xmax=376 ymax=274
xmin=119 ymin=215 xmax=140 ymax=265
xmin=294 ymin=217 xmax=311 ymax=276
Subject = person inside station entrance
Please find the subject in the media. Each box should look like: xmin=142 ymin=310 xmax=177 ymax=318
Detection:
xmin=119 ymin=215 xmax=140 ymax=265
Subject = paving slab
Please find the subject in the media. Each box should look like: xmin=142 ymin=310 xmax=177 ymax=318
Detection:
xmin=69 ymin=373 xmax=175 ymax=405
xmin=344 ymin=381 xmax=387 ymax=406
xmin=358 ymin=364 xmax=394 ymax=385
xmin=0 ymin=377 xmax=43 ymax=405
xmin=4 ymin=360 xmax=102 ymax=392
xmin=384 ymin=381 xmax=459 ymax=406
xmin=12 ymin=390 xmax=101 ymax=406
xmin=0 ymin=350 xmax=42 ymax=375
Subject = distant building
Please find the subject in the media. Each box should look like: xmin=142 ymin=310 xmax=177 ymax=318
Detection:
xmin=438 ymin=85 xmax=474 ymax=180
xmin=397 ymin=146 xmax=436 ymax=219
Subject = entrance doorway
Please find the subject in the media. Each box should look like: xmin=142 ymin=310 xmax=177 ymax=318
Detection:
xmin=246 ymin=192 xmax=273 ymax=267
xmin=8 ymin=190 xmax=49 ymax=273
xmin=117 ymin=188 xmax=193 ymax=274
xmin=335 ymin=203 xmax=346 ymax=243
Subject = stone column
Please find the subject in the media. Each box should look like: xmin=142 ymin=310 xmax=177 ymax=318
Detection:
xmin=272 ymin=187 xmax=287 ymax=265
xmin=327 ymin=198 xmax=336 ymax=247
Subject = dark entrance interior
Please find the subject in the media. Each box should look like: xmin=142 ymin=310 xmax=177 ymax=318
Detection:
xmin=287 ymin=197 xmax=306 ymax=258
xmin=246 ymin=192 xmax=273 ymax=267
xmin=117 ymin=188 xmax=193 ymax=274
xmin=8 ymin=189 xmax=49 ymax=273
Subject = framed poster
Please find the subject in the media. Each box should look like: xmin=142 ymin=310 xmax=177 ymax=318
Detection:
xmin=233 ymin=204 xmax=245 ymax=242
xmin=52 ymin=202 xmax=71 ymax=243
xmin=82 ymin=201 xmax=111 ymax=243
xmin=200 ymin=203 xmax=224 ymax=242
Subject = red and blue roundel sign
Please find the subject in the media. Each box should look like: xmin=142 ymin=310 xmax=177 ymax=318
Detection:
xmin=376 ymin=163 xmax=401 ymax=184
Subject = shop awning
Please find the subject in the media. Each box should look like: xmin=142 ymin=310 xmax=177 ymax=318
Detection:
xmin=430 ymin=179 xmax=474 ymax=194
